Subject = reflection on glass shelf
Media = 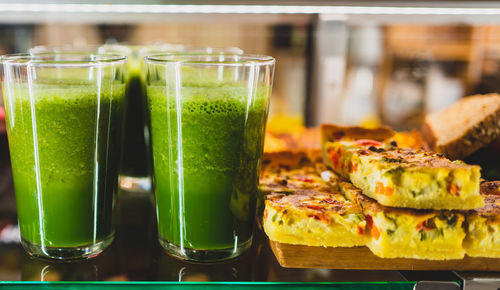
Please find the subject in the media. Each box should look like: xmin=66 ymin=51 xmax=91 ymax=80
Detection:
xmin=0 ymin=225 xmax=19 ymax=244
xmin=157 ymin=250 xmax=253 ymax=282
xmin=22 ymin=256 xmax=102 ymax=281
xmin=0 ymin=189 xmax=412 ymax=284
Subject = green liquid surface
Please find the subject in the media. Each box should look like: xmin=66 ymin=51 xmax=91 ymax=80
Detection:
xmin=3 ymin=82 xmax=125 ymax=248
xmin=148 ymin=84 xmax=269 ymax=250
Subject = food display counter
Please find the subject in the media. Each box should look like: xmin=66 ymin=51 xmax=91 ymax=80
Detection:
xmin=0 ymin=1 xmax=500 ymax=289
xmin=0 ymin=133 xmax=467 ymax=289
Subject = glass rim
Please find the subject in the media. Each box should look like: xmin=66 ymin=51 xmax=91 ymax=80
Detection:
xmin=29 ymin=45 xmax=100 ymax=54
xmin=144 ymin=53 xmax=275 ymax=66
xmin=99 ymin=43 xmax=186 ymax=56
xmin=140 ymin=45 xmax=243 ymax=56
xmin=99 ymin=44 xmax=243 ymax=55
xmin=0 ymin=52 xmax=128 ymax=67
xmin=176 ymin=45 xmax=243 ymax=54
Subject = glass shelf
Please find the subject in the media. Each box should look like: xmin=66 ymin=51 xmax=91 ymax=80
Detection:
xmin=0 ymin=281 xmax=417 ymax=290
xmin=0 ymin=133 xmax=465 ymax=288
xmin=0 ymin=189 xmax=459 ymax=289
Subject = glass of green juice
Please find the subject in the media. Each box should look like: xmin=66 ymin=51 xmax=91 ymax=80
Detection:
xmin=99 ymin=44 xmax=243 ymax=193
xmin=145 ymin=53 xmax=275 ymax=262
xmin=0 ymin=52 xmax=127 ymax=260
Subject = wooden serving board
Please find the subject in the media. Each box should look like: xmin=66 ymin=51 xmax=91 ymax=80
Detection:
xmin=270 ymin=241 xmax=500 ymax=271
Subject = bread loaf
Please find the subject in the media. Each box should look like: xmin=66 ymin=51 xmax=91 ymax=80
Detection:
xmin=422 ymin=94 xmax=500 ymax=160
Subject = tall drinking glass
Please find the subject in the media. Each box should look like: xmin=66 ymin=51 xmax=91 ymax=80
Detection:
xmin=1 ymin=53 xmax=127 ymax=260
xmin=145 ymin=54 xmax=275 ymax=262
xmin=99 ymin=44 xmax=243 ymax=193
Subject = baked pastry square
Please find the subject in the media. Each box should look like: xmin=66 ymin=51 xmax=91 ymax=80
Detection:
xmin=464 ymin=181 xmax=500 ymax=258
xmin=320 ymin=169 xmax=466 ymax=260
xmin=261 ymin=165 xmax=366 ymax=248
xmin=322 ymin=137 xmax=483 ymax=210
xmin=263 ymin=188 xmax=367 ymax=248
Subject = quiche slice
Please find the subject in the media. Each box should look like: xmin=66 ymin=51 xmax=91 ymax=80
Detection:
xmin=260 ymin=165 xmax=366 ymax=247
xmin=322 ymin=137 xmax=483 ymax=210
xmin=263 ymin=189 xmax=366 ymax=247
xmin=464 ymin=181 xmax=500 ymax=258
xmin=320 ymin=169 xmax=466 ymax=260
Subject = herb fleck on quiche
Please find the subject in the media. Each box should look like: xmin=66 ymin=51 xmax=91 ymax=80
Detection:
xmin=322 ymin=137 xmax=483 ymax=210
xmin=464 ymin=181 xmax=500 ymax=258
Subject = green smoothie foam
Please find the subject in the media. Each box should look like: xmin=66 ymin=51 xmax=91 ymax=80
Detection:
xmin=4 ymin=81 xmax=125 ymax=248
xmin=148 ymin=83 xmax=269 ymax=250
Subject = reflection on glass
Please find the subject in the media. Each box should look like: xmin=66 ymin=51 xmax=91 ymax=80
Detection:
xmin=157 ymin=250 xmax=252 ymax=281
xmin=21 ymin=255 xmax=100 ymax=281
xmin=1 ymin=52 xmax=126 ymax=260
xmin=145 ymin=53 xmax=274 ymax=262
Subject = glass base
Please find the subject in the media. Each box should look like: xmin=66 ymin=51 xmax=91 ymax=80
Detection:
xmin=159 ymin=236 xmax=252 ymax=263
xmin=119 ymin=175 xmax=151 ymax=192
xmin=21 ymin=234 xmax=114 ymax=261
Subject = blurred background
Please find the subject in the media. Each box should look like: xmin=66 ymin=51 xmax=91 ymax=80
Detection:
xmin=0 ymin=1 xmax=500 ymax=283
xmin=2 ymin=1 xmax=500 ymax=133
xmin=4 ymin=22 xmax=500 ymax=131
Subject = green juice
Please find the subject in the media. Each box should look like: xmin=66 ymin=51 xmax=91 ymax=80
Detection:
xmin=4 ymin=82 xmax=125 ymax=248
xmin=148 ymin=84 xmax=269 ymax=250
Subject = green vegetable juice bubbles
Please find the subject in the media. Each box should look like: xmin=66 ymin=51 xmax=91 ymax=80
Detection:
xmin=145 ymin=54 xmax=275 ymax=262
xmin=1 ymin=53 xmax=127 ymax=260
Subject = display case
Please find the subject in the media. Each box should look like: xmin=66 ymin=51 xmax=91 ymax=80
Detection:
xmin=0 ymin=1 xmax=499 ymax=289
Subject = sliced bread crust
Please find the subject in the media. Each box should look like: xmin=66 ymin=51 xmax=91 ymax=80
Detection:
xmin=422 ymin=94 xmax=500 ymax=160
